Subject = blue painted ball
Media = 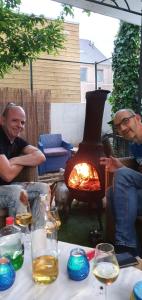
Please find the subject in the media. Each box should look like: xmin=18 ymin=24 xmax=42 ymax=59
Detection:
xmin=67 ymin=248 xmax=90 ymax=281
xmin=0 ymin=257 xmax=16 ymax=291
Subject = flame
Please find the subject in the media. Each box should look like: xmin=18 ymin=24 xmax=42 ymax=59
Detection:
xmin=68 ymin=163 xmax=101 ymax=191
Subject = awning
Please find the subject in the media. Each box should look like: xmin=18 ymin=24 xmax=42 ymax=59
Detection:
xmin=53 ymin=0 xmax=142 ymax=26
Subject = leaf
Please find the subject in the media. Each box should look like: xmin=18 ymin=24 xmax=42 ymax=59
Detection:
xmin=0 ymin=4 xmax=65 ymax=77
xmin=110 ymin=22 xmax=140 ymax=114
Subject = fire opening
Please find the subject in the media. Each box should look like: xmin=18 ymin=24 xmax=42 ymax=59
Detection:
xmin=68 ymin=163 xmax=101 ymax=191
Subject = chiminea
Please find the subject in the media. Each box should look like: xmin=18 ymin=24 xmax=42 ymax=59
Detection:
xmin=64 ymin=89 xmax=110 ymax=213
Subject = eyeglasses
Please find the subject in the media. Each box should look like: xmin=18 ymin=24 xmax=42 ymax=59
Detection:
xmin=114 ymin=115 xmax=135 ymax=132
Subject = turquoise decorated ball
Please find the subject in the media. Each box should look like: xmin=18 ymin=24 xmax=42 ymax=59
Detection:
xmin=0 ymin=257 xmax=16 ymax=291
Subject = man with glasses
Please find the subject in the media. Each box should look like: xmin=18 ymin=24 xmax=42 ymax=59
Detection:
xmin=100 ymin=108 xmax=142 ymax=256
xmin=0 ymin=103 xmax=50 ymax=222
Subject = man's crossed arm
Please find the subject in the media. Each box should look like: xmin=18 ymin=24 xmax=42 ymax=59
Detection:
xmin=0 ymin=145 xmax=46 ymax=183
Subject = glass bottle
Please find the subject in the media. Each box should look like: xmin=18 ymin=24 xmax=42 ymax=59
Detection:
xmin=67 ymin=248 xmax=90 ymax=281
xmin=31 ymin=196 xmax=58 ymax=284
xmin=0 ymin=216 xmax=24 ymax=271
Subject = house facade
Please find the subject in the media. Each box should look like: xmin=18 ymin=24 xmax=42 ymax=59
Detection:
xmin=0 ymin=21 xmax=81 ymax=103
xmin=80 ymin=39 xmax=113 ymax=102
xmin=0 ymin=22 xmax=113 ymax=105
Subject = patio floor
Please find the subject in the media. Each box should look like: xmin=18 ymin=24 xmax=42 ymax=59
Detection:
xmin=38 ymin=171 xmax=62 ymax=184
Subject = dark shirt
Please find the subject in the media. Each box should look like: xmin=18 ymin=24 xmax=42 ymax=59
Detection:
xmin=0 ymin=125 xmax=29 ymax=185
xmin=130 ymin=142 xmax=142 ymax=165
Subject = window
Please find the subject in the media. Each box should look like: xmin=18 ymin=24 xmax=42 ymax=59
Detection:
xmin=80 ymin=67 xmax=87 ymax=82
xmin=97 ymin=69 xmax=104 ymax=82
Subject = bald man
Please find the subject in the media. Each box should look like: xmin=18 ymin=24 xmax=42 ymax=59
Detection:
xmin=100 ymin=108 xmax=142 ymax=256
xmin=0 ymin=102 xmax=50 ymax=221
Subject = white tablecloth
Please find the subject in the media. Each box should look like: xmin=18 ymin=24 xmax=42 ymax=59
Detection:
xmin=0 ymin=241 xmax=142 ymax=300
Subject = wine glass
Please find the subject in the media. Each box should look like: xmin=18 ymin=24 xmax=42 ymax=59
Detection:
xmin=93 ymin=243 xmax=119 ymax=299
xmin=39 ymin=194 xmax=61 ymax=230
xmin=15 ymin=191 xmax=32 ymax=247
xmin=49 ymin=206 xmax=61 ymax=230
xmin=48 ymin=206 xmax=61 ymax=255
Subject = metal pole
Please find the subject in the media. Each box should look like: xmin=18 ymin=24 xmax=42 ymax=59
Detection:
xmin=29 ymin=59 xmax=33 ymax=94
xmin=95 ymin=62 xmax=97 ymax=89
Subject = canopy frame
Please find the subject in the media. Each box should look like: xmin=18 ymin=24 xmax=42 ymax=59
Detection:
xmin=86 ymin=0 xmax=141 ymax=16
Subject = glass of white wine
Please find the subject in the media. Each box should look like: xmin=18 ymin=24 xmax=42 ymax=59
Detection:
xmin=93 ymin=243 xmax=119 ymax=299
xmin=15 ymin=193 xmax=32 ymax=247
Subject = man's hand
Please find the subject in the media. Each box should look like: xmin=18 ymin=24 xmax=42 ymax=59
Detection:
xmin=100 ymin=156 xmax=123 ymax=172
xmin=137 ymin=165 xmax=142 ymax=173
xmin=0 ymin=154 xmax=23 ymax=182
xmin=0 ymin=145 xmax=46 ymax=183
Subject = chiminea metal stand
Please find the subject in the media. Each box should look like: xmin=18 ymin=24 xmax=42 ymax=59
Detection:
xmin=64 ymin=89 xmax=111 ymax=236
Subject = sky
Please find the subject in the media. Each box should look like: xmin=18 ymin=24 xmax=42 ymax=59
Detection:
xmin=20 ymin=0 xmax=120 ymax=57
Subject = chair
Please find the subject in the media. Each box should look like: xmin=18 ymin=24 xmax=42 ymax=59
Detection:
xmin=38 ymin=133 xmax=73 ymax=175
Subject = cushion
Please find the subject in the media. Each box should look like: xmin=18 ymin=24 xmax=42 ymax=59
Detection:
xmin=40 ymin=134 xmax=62 ymax=148
xmin=44 ymin=147 xmax=68 ymax=157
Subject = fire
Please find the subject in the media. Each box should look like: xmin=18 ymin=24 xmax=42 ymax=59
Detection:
xmin=68 ymin=163 xmax=101 ymax=191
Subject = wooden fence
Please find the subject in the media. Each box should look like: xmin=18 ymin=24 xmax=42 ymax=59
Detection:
xmin=0 ymin=88 xmax=51 ymax=180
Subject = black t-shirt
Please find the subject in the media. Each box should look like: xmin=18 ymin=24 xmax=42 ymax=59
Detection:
xmin=0 ymin=126 xmax=29 ymax=185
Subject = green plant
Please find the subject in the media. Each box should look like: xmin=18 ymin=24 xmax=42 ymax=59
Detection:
xmin=60 ymin=3 xmax=91 ymax=19
xmin=109 ymin=22 xmax=140 ymax=114
xmin=0 ymin=0 xmax=65 ymax=77
xmin=0 ymin=1 xmax=91 ymax=78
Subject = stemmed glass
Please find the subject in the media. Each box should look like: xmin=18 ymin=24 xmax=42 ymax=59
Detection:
xmin=15 ymin=192 xmax=32 ymax=247
xmin=49 ymin=206 xmax=61 ymax=230
xmin=48 ymin=206 xmax=61 ymax=255
xmin=93 ymin=243 xmax=119 ymax=299
xmin=40 ymin=193 xmax=61 ymax=230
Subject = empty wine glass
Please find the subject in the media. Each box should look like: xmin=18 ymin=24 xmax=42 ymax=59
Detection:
xmin=93 ymin=243 xmax=119 ymax=299
xmin=49 ymin=206 xmax=61 ymax=230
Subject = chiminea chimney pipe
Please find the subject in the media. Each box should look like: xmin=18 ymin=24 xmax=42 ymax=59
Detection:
xmin=83 ymin=89 xmax=110 ymax=144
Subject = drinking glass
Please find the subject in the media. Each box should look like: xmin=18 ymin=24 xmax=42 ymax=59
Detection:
xmin=92 ymin=243 xmax=119 ymax=299
xmin=49 ymin=206 xmax=61 ymax=230
xmin=15 ymin=193 xmax=32 ymax=247
xmin=48 ymin=206 xmax=61 ymax=255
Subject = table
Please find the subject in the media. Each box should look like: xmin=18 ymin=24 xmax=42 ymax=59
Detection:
xmin=0 ymin=241 xmax=142 ymax=300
